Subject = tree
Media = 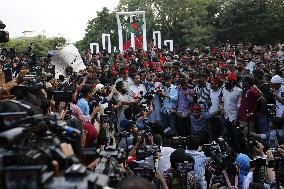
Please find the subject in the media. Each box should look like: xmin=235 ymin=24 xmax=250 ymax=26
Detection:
xmin=3 ymin=36 xmax=67 ymax=57
xmin=215 ymin=0 xmax=284 ymax=44
xmin=75 ymin=7 xmax=117 ymax=52
xmin=179 ymin=0 xmax=218 ymax=47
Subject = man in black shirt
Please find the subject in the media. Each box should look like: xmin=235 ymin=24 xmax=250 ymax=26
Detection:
xmin=252 ymin=69 xmax=273 ymax=133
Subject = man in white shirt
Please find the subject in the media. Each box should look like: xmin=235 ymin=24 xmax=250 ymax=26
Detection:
xmin=221 ymin=73 xmax=242 ymax=151
xmin=208 ymin=78 xmax=223 ymax=142
xmin=271 ymin=75 xmax=284 ymax=118
xmin=115 ymin=67 xmax=133 ymax=90
xmin=114 ymin=81 xmax=138 ymax=130
xmin=160 ymin=75 xmax=178 ymax=131
xmin=128 ymin=73 xmax=147 ymax=101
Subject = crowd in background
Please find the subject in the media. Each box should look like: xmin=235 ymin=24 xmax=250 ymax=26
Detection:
xmin=1 ymin=42 xmax=284 ymax=189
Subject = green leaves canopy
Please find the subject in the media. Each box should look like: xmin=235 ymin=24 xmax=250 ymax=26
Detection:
xmin=76 ymin=0 xmax=284 ymax=51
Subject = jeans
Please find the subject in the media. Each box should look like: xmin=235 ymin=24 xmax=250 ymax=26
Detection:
xmin=256 ymin=114 xmax=269 ymax=133
xmin=161 ymin=112 xmax=175 ymax=130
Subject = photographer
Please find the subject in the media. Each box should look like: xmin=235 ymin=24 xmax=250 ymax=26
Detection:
xmin=243 ymin=144 xmax=284 ymax=189
xmin=186 ymin=137 xmax=210 ymax=189
xmin=115 ymin=81 xmax=139 ymax=130
xmin=76 ymin=84 xmax=100 ymax=121
xmin=250 ymin=117 xmax=284 ymax=148
xmin=160 ymin=75 xmax=178 ymax=132
xmin=162 ymin=148 xmax=197 ymax=189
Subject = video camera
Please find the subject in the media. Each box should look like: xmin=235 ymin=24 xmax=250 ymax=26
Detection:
xmin=127 ymin=157 xmax=157 ymax=181
xmin=0 ymin=114 xmax=116 ymax=189
xmin=94 ymin=146 xmax=127 ymax=187
xmin=136 ymin=144 xmax=160 ymax=161
xmin=202 ymin=137 xmax=236 ymax=175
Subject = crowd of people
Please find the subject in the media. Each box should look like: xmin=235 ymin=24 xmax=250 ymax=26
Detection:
xmin=1 ymin=42 xmax=284 ymax=189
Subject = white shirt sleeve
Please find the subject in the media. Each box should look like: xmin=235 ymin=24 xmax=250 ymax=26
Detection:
xmin=243 ymin=171 xmax=253 ymax=189
xmin=237 ymin=89 xmax=243 ymax=109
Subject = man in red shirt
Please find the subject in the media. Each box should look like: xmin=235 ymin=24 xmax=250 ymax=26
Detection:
xmin=239 ymin=76 xmax=267 ymax=134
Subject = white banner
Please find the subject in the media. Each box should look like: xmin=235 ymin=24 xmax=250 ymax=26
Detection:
xmin=51 ymin=44 xmax=86 ymax=79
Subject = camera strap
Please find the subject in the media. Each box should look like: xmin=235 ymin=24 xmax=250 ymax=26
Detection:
xmin=9 ymin=99 xmax=31 ymax=110
xmin=222 ymin=170 xmax=238 ymax=189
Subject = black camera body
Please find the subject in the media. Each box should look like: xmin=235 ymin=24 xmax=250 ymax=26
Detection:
xmin=127 ymin=156 xmax=156 ymax=181
xmin=136 ymin=144 xmax=160 ymax=161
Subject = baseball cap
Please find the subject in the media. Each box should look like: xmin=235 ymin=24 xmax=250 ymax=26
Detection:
xmin=271 ymin=75 xmax=283 ymax=84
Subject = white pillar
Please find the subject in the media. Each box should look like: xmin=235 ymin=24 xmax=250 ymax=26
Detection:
xmin=153 ymin=31 xmax=161 ymax=49
xmin=130 ymin=16 xmax=135 ymax=49
xmin=142 ymin=11 xmax=147 ymax=51
xmin=164 ymin=40 xmax=174 ymax=51
xmin=102 ymin=33 xmax=111 ymax=53
xmin=90 ymin=43 xmax=99 ymax=54
xmin=116 ymin=13 xmax=123 ymax=52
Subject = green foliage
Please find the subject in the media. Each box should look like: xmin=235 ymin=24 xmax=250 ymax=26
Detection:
xmin=215 ymin=0 xmax=284 ymax=44
xmin=75 ymin=7 xmax=117 ymax=52
xmin=76 ymin=0 xmax=284 ymax=51
xmin=3 ymin=36 xmax=66 ymax=57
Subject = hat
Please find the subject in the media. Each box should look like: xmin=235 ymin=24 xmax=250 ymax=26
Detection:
xmin=227 ymin=73 xmax=237 ymax=81
xmin=235 ymin=153 xmax=250 ymax=172
xmin=149 ymin=61 xmax=155 ymax=67
xmin=155 ymin=66 xmax=162 ymax=72
xmin=192 ymin=105 xmax=202 ymax=111
xmin=112 ymin=71 xmax=118 ymax=75
xmin=95 ymin=84 xmax=104 ymax=91
xmin=122 ymin=67 xmax=129 ymax=73
xmin=271 ymin=75 xmax=283 ymax=84
xmin=143 ymin=62 xmax=149 ymax=67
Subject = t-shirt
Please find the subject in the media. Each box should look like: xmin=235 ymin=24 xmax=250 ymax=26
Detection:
xmin=116 ymin=92 xmax=133 ymax=130
xmin=128 ymin=83 xmax=147 ymax=100
xmin=239 ymin=87 xmax=262 ymax=122
xmin=260 ymin=129 xmax=284 ymax=148
xmin=190 ymin=113 xmax=212 ymax=134
xmin=222 ymin=86 xmax=243 ymax=122
xmin=194 ymin=83 xmax=211 ymax=112
xmin=276 ymin=86 xmax=284 ymax=117
xmin=209 ymin=88 xmax=222 ymax=114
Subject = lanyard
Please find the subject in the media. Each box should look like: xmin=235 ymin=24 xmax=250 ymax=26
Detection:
xmin=222 ymin=170 xmax=238 ymax=189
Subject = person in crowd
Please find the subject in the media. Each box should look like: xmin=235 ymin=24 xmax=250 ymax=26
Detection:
xmin=194 ymin=73 xmax=211 ymax=112
xmin=115 ymin=67 xmax=133 ymax=90
xmin=235 ymin=153 xmax=251 ymax=189
xmin=189 ymin=104 xmax=220 ymax=144
xmin=128 ymin=73 xmax=147 ymax=100
xmin=208 ymin=77 xmax=224 ymax=141
xmin=270 ymin=75 xmax=284 ymax=118
xmin=186 ymin=137 xmax=209 ymax=189
xmin=239 ymin=75 xmax=267 ymax=134
xmin=250 ymin=117 xmax=284 ymax=148
xmin=221 ymin=73 xmax=243 ymax=151
xmin=76 ymin=84 xmax=93 ymax=116
xmin=252 ymin=69 xmax=273 ymax=133
xmin=114 ymin=81 xmax=138 ymax=130
xmin=160 ymin=75 xmax=178 ymax=132
xmin=163 ymin=148 xmax=197 ymax=189
xmin=175 ymin=78 xmax=193 ymax=136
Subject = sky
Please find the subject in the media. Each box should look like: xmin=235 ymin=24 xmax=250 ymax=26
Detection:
xmin=0 ymin=0 xmax=120 ymax=42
